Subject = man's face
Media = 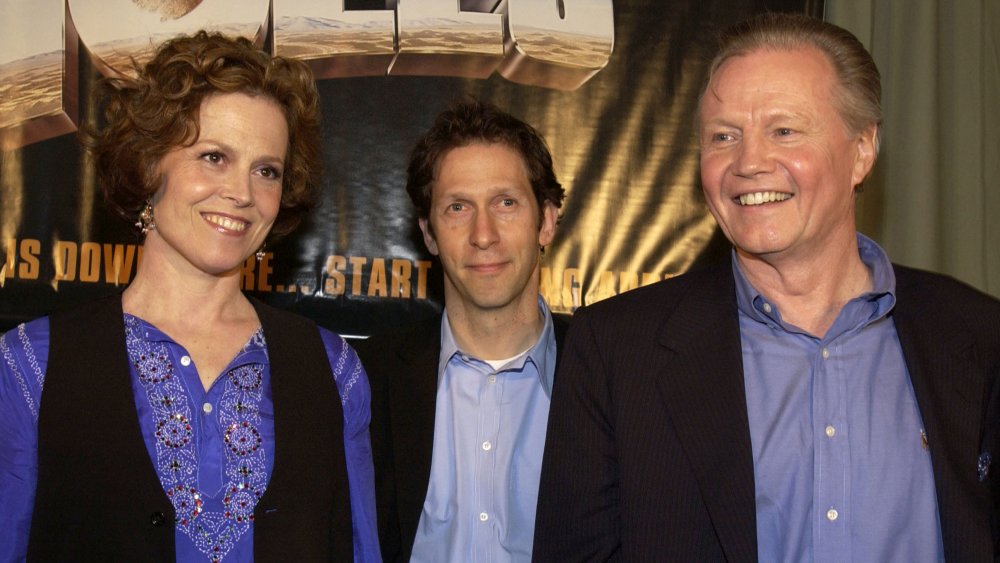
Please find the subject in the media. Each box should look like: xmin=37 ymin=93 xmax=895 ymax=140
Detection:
xmin=698 ymin=46 xmax=876 ymax=263
xmin=419 ymin=142 xmax=557 ymax=315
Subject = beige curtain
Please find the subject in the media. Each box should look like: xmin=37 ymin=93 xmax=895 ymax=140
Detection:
xmin=826 ymin=0 xmax=1000 ymax=298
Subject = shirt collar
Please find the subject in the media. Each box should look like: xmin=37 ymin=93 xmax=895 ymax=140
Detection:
xmin=124 ymin=313 xmax=269 ymax=366
xmin=732 ymin=232 xmax=897 ymax=328
xmin=439 ymin=296 xmax=557 ymax=397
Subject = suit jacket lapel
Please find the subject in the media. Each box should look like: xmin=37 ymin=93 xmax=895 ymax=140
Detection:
xmin=389 ymin=316 xmax=443 ymax=533
xmin=653 ymin=264 xmax=758 ymax=563
xmin=892 ymin=267 xmax=992 ymax=561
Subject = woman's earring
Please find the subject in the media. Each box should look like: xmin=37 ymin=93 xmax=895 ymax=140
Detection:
xmin=255 ymin=243 xmax=266 ymax=262
xmin=136 ymin=201 xmax=155 ymax=234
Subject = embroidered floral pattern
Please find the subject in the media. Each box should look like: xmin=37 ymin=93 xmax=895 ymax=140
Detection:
xmin=1 ymin=324 xmax=44 ymax=418
xmin=332 ymin=336 xmax=359 ymax=405
xmin=125 ymin=316 xmax=268 ymax=562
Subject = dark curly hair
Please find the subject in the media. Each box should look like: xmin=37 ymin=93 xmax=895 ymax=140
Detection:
xmin=406 ymin=98 xmax=565 ymax=224
xmin=85 ymin=30 xmax=322 ymax=239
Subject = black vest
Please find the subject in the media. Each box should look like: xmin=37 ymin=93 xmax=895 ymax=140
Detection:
xmin=27 ymin=296 xmax=354 ymax=562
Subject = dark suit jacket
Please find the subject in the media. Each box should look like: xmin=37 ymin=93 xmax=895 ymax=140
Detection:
xmin=354 ymin=311 xmax=571 ymax=562
xmin=533 ymin=262 xmax=1000 ymax=562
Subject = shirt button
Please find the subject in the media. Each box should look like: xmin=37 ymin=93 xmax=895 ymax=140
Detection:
xmin=825 ymin=425 xmax=836 ymax=438
xmin=180 ymin=355 xmax=192 ymax=367
xmin=822 ymin=347 xmax=830 ymax=359
xmin=203 ymin=403 xmax=213 ymax=414
xmin=482 ymin=441 xmax=492 ymax=451
xmin=487 ymin=374 xmax=497 ymax=384
xmin=827 ymin=508 xmax=839 ymax=521
xmin=762 ymin=302 xmax=772 ymax=313
xmin=479 ymin=512 xmax=489 ymax=522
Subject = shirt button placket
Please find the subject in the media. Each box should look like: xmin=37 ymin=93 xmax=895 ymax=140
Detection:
xmin=815 ymin=339 xmax=848 ymax=556
xmin=475 ymin=367 xmax=501 ymax=556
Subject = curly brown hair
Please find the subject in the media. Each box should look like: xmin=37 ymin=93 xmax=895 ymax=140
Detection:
xmin=85 ymin=30 xmax=322 ymax=239
xmin=406 ymin=98 xmax=565 ymax=224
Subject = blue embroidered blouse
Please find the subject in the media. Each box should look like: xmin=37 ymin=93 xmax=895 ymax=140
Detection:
xmin=0 ymin=315 xmax=381 ymax=562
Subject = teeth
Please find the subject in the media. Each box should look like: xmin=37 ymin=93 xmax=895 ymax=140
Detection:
xmin=738 ymin=191 xmax=791 ymax=206
xmin=204 ymin=214 xmax=248 ymax=232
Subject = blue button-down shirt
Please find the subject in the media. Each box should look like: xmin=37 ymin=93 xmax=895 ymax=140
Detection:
xmin=0 ymin=314 xmax=380 ymax=562
xmin=736 ymin=234 xmax=944 ymax=562
xmin=410 ymin=298 xmax=557 ymax=563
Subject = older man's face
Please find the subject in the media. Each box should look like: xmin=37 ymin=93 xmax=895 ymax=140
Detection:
xmin=698 ymin=46 xmax=876 ymax=264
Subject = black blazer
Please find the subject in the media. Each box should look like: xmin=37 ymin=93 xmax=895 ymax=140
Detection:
xmin=533 ymin=262 xmax=1000 ymax=562
xmin=354 ymin=311 xmax=571 ymax=562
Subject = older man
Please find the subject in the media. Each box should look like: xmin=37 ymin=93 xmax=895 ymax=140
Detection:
xmin=355 ymin=99 xmax=568 ymax=562
xmin=533 ymin=13 xmax=1000 ymax=563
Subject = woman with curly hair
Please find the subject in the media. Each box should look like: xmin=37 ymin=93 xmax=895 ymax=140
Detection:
xmin=0 ymin=31 xmax=379 ymax=562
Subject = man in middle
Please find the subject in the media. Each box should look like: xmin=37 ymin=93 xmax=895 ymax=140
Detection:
xmin=354 ymin=98 xmax=568 ymax=563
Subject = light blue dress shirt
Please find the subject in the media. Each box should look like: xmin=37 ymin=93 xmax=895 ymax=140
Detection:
xmin=736 ymin=234 xmax=944 ymax=562
xmin=409 ymin=298 xmax=557 ymax=563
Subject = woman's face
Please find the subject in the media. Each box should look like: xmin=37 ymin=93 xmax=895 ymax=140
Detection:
xmin=146 ymin=92 xmax=288 ymax=278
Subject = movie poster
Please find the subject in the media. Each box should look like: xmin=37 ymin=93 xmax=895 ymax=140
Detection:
xmin=0 ymin=0 xmax=817 ymax=336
